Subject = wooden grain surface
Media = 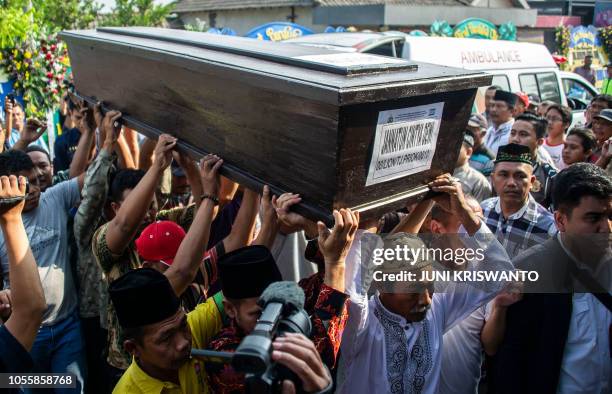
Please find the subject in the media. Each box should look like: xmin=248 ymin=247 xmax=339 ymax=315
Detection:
xmin=61 ymin=28 xmax=492 ymax=225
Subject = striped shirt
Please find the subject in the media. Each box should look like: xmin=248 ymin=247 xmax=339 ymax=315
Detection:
xmin=481 ymin=195 xmax=557 ymax=259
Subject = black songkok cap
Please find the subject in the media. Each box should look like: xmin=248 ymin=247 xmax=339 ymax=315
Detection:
xmin=495 ymin=143 xmax=533 ymax=166
xmin=493 ymin=90 xmax=518 ymax=107
xmin=218 ymin=245 xmax=282 ymax=299
xmin=108 ymin=268 xmax=180 ymax=329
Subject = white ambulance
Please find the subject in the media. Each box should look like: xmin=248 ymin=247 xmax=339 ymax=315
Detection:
xmin=285 ymin=33 xmax=598 ymax=125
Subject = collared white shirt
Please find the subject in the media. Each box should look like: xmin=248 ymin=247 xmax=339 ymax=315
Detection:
xmin=556 ymin=235 xmax=612 ymax=394
xmin=484 ymin=119 xmax=514 ymax=156
xmin=337 ymin=224 xmax=514 ymax=394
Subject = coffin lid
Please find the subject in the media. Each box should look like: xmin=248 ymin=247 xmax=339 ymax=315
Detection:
xmin=61 ymin=27 xmax=490 ymax=106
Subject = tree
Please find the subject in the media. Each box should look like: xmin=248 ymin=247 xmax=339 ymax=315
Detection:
xmin=34 ymin=0 xmax=102 ymax=30
xmin=0 ymin=0 xmax=101 ymax=32
xmin=102 ymin=0 xmax=175 ymax=27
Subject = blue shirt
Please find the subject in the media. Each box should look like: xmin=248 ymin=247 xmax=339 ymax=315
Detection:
xmin=53 ymin=127 xmax=81 ymax=172
xmin=6 ymin=129 xmax=49 ymax=153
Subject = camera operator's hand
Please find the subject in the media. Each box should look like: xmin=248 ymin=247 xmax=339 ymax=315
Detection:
xmin=0 ymin=175 xmax=27 ymax=220
xmin=272 ymin=333 xmax=332 ymax=394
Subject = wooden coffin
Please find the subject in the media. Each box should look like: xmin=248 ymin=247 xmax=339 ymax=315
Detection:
xmin=60 ymin=27 xmax=492 ymax=225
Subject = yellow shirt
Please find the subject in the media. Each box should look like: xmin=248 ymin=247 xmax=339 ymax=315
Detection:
xmin=112 ymin=297 xmax=224 ymax=393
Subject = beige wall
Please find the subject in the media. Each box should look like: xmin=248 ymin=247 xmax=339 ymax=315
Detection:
xmin=179 ymin=7 xmax=325 ymax=36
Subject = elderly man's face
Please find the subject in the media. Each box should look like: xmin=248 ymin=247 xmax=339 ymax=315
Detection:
xmin=379 ymin=265 xmax=434 ymax=322
xmin=489 ymin=100 xmax=513 ymax=125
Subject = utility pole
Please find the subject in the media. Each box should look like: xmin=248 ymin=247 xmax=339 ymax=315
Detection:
xmin=287 ymin=6 xmax=297 ymax=23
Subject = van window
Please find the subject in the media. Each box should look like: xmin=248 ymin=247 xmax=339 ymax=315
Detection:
xmin=491 ymin=75 xmax=510 ymax=91
xmin=519 ymin=72 xmax=562 ymax=104
xmin=563 ymin=78 xmax=594 ymax=103
xmin=562 ymin=77 xmax=595 ymax=111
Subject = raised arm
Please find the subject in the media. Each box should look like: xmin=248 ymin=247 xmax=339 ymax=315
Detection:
xmin=222 ymin=187 xmax=260 ymax=253
xmin=316 ymin=209 xmax=359 ymax=293
xmin=74 ymin=110 xmax=119 ymax=247
xmin=0 ymin=176 xmax=46 ymax=350
xmin=172 ymin=150 xmax=203 ymax=209
xmin=4 ymin=98 xmax=12 ymax=139
xmin=251 ymin=186 xmax=280 ymax=249
xmin=122 ymin=126 xmax=140 ymax=168
xmin=68 ymin=101 xmax=98 ymax=179
xmin=11 ymin=119 xmax=47 ymax=152
xmin=105 ymin=133 xmax=176 ymax=255
xmin=481 ymin=285 xmax=522 ymax=356
xmin=138 ymin=137 xmax=156 ymax=171
xmin=391 ymin=198 xmax=435 ymax=234
xmin=165 ymin=155 xmax=222 ymax=296
xmin=0 ymin=119 xmax=5 ymax=154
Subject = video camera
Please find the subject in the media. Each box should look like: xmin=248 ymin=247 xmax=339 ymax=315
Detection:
xmin=191 ymin=281 xmax=312 ymax=394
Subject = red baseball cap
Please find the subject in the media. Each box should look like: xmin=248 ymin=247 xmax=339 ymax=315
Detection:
xmin=515 ymin=91 xmax=529 ymax=108
xmin=135 ymin=221 xmax=186 ymax=266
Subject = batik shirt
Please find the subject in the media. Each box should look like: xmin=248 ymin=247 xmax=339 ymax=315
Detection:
xmin=93 ymin=204 xmax=202 ymax=370
xmin=74 ymin=149 xmax=113 ymax=323
xmin=336 ymin=227 xmax=514 ymax=394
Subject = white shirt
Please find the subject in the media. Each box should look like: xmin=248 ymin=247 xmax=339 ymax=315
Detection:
xmin=484 ymin=119 xmax=514 ymax=156
xmin=557 ymin=293 xmax=611 ymax=394
xmin=337 ymin=224 xmax=514 ymax=394
xmin=556 ymin=235 xmax=612 ymax=394
xmin=542 ymin=140 xmax=566 ymax=170
xmin=438 ymin=305 xmax=490 ymax=394
xmin=538 ymin=145 xmax=559 ymax=169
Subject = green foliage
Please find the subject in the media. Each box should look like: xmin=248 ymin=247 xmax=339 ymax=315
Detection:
xmin=184 ymin=17 xmax=207 ymax=32
xmin=0 ymin=6 xmax=37 ymax=48
xmin=102 ymin=0 xmax=175 ymax=27
xmin=0 ymin=0 xmax=101 ymax=33
xmin=600 ymin=26 xmax=612 ymax=61
xmin=1 ymin=31 xmax=70 ymax=118
xmin=33 ymin=0 xmax=102 ymax=30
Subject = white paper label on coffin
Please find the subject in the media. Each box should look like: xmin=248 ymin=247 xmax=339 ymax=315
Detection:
xmin=366 ymin=102 xmax=444 ymax=186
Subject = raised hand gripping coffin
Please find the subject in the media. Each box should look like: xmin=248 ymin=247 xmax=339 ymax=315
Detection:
xmin=61 ymin=27 xmax=491 ymax=225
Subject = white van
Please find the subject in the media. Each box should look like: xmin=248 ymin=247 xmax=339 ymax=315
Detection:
xmin=285 ymin=33 xmax=598 ymax=125
xmin=398 ymin=35 xmax=598 ymax=125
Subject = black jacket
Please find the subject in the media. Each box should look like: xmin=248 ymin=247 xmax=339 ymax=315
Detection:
xmin=495 ymin=237 xmax=575 ymax=394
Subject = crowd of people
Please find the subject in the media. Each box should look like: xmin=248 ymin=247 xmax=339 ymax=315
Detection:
xmin=0 ymin=83 xmax=610 ymax=394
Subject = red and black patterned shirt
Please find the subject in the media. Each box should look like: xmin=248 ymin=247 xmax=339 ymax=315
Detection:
xmin=205 ymin=282 xmax=349 ymax=394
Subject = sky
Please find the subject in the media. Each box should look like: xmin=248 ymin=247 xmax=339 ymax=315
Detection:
xmin=98 ymin=0 xmax=176 ymax=12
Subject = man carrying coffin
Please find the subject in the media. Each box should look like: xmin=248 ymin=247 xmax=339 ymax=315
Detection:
xmin=336 ymin=174 xmax=515 ymax=394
